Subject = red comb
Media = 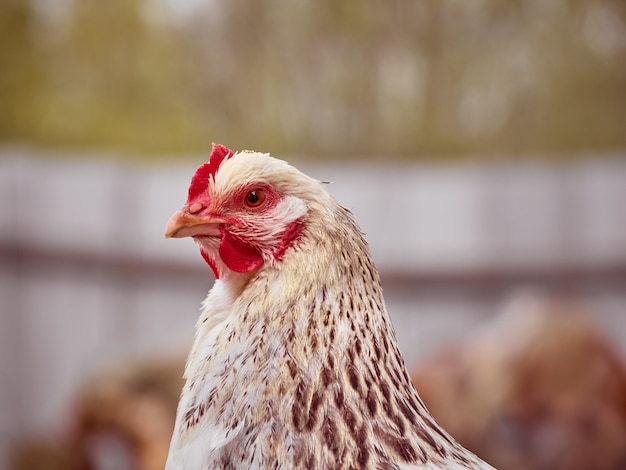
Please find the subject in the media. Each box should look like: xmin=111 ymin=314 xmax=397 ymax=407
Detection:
xmin=187 ymin=143 xmax=234 ymax=203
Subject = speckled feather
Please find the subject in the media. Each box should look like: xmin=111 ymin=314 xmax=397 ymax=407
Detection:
xmin=165 ymin=147 xmax=495 ymax=469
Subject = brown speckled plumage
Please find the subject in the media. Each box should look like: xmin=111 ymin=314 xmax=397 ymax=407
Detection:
xmin=164 ymin=145 xmax=495 ymax=469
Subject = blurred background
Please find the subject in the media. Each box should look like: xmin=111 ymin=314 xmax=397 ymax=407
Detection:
xmin=1 ymin=0 xmax=626 ymax=469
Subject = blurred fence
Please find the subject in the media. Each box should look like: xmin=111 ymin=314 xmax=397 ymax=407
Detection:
xmin=1 ymin=148 xmax=626 ymax=466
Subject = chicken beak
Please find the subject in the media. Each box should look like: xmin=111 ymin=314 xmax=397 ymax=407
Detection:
xmin=165 ymin=210 xmax=226 ymax=239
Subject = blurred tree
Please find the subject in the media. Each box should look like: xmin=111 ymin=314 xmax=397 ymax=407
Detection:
xmin=0 ymin=0 xmax=43 ymax=142
xmin=36 ymin=0 xmax=208 ymax=154
xmin=0 ymin=0 xmax=625 ymax=160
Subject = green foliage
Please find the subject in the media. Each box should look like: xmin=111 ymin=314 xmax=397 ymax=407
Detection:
xmin=1 ymin=0 xmax=625 ymax=160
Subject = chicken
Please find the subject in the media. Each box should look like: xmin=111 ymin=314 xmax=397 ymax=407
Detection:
xmin=410 ymin=294 xmax=626 ymax=470
xmin=9 ymin=354 xmax=186 ymax=470
xmin=67 ymin=354 xmax=185 ymax=470
xmin=164 ymin=143 xmax=495 ymax=469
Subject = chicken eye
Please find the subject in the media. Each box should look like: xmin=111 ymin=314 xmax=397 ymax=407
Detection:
xmin=245 ymin=189 xmax=266 ymax=208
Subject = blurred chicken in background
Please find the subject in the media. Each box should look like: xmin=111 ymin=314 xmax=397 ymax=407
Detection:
xmin=10 ymin=355 xmax=185 ymax=470
xmin=411 ymin=293 xmax=626 ymax=470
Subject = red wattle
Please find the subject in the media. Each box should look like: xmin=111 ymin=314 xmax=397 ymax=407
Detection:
xmin=219 ymin=230 xmax=264 ymax=273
